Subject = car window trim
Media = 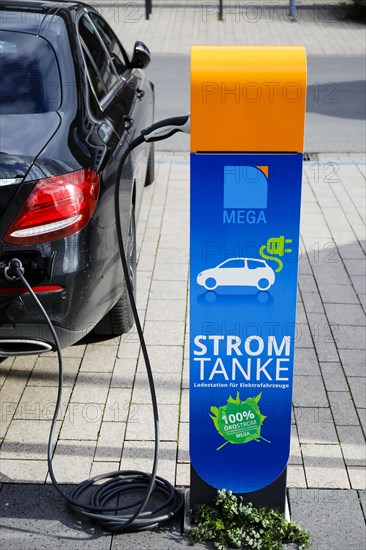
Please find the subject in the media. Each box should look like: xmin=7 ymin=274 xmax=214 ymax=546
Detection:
xmin=80 ymin=36 xmax=108 ymax=100
xmin=77 ymin=13 xmax=118 ymax=102
xmin=87 ymin=9 xmax=131 ymax=76
xmin=84 ymin=12 xmax=134 ymax=100
xmin=83 ymin=13 xmax=118 ymax=78
xmin=77 ymin=11 xmax=131 ymax=113
xmin=80 ymin=41 xmax=130 ymax=113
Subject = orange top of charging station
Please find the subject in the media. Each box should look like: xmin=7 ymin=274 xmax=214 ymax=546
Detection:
xmin=191 ymin=46 xmax=306 ymax=153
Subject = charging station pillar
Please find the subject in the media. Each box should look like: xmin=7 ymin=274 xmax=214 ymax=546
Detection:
xmin=189 ymin=46 xmax=306 ymax=512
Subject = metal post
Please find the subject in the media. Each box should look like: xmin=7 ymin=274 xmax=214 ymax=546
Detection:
xmin=218 ymin=0 xmax=223 ymax=21
xmin=145 ymin=0 xmax=152 ymax=20
xmin=289 ymin=0 xmax=297 ymax=21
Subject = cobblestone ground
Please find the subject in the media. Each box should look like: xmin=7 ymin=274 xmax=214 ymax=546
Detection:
xmin=0 ymin=3 xmax=365 ymax=547
xmin=1 ymin=154 xmax=365 ymax=500
xmin=89 ymin=0 xmax=365 ymax=56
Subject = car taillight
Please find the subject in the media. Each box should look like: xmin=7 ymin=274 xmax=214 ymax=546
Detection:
xmin=0 ymin=286 xmax=63 ymax=295
xmin=3 ymin=169 xmax=100 ymax=245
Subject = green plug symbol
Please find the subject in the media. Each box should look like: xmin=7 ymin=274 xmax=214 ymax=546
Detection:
xmin=259 ymin=236 xmax=292 ymax=273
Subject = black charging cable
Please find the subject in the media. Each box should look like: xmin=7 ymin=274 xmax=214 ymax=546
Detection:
xmin=9 ymin=123 xmax=189 ymax=531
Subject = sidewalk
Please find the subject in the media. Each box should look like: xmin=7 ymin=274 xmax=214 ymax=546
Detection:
xmin=1 ymin=1 xmax=366 ymax=548
xmin=1 ymin=152 xmax=365 ymax=549
xmin=93 ymin=0 xmax=366 ymax=56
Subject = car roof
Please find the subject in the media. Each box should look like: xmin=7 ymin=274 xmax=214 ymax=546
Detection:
xmin=1 ymin=0 xmax=84 ymax=10
xmin=0 ymin=0 xmax=88 ymax=33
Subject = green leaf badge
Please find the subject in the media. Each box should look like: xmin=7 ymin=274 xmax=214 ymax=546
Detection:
xmin=209 ymin=392 xmax=270 ymax=451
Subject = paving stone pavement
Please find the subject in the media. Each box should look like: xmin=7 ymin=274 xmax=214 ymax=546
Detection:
xmin=1 ymin=2 xmax=366 ymax=547
xmin=0 ymin=153 xmax=365 ymax=548
xmin=88 ymin=0 xmax=365 ymax=56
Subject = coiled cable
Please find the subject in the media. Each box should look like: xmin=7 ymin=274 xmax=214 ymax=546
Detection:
xmin=12 ymin=136 xmax=184 ymax=531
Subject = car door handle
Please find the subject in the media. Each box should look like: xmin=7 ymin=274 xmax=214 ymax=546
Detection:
xmin=136 ymin=88 xmax=145 ymax=100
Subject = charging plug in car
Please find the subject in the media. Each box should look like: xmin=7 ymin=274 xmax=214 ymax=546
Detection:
xmin=0 ymin=252 xmax=55 ymax=286
xmin=2 ymin=258 xmax=24 ymax=282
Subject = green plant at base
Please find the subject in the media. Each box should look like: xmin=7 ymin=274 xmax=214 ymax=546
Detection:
xmin=190 ymin=489 xmax=311 ymax=550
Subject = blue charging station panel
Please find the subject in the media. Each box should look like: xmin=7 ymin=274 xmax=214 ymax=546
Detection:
xmin=190 ymin=152 xmax=303 ymax=493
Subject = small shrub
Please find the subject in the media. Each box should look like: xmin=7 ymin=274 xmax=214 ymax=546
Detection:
xmin=190 ymin=489 xmax=311 ymax=550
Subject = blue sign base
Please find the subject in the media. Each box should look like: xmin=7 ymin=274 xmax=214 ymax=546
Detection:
xmin=190 ymin=153 xmax=303 ymax=500
xmin=190 ymin=464 xmax=287 ymax=513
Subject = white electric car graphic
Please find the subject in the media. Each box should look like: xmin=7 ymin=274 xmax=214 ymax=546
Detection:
xmin=197 ymin=258 xmax=276 ymax=291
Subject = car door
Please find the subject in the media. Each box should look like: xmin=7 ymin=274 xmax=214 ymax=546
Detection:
xmin=77 ymin=13 xmax=137 ymax=306
xmin=87 ymin=10 xmax=153 ymax=222
xmin=217 ymin=259 xmax=246 ymax=286
xmin=78 ymin=13 xmax=129 ymax=134
xmin=246 ymin=259 xmax=265 ymax=286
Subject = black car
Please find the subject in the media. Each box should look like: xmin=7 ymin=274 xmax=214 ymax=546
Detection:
xmin=0 ymin=0 xmax=155 ymax=355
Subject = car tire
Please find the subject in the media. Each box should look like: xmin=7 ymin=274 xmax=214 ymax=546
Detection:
xmin=144 ymin=143 xmax=155 ymax=187
xmin=94 ymin=208 xmax=136 ymax=336
xmin=204 ymin=277 xmax=217 ymax=290
xmin=257 ymin=278 xmax=270 ymax=291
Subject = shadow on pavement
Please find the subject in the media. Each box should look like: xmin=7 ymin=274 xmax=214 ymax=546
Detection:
xmin=307 ymin=80 xmax=366 ymax=120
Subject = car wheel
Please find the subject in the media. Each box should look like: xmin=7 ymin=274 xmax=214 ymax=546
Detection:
xmin=94 ymin=208 xmax=136 ymax=336
xmin=204 ymin=277 xmax=217 ymax=290
xmin=144 ymin=143 xmax=155 ymax=187
xmin=257 ymin=278 xmax=270 ymax=291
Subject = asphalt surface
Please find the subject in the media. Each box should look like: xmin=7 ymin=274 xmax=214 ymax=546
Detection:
xmin=147 ymin=54 xmax=366 ymax=154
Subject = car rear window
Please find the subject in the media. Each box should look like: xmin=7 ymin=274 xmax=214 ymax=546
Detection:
xmin=0 ymin=31 xmax=61 ymax=114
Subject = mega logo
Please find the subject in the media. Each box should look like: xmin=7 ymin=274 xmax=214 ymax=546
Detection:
xmin=223 ymin=165 xmax=268 ymax=224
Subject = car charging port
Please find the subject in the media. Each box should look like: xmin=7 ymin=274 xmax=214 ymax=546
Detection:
xmin=3 ymin=258 xmax=24 ymax=281
xmin=0 ymin=251 xmax=55 ymax=286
